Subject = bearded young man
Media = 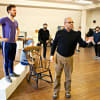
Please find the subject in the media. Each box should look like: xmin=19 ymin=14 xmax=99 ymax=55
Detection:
xmin=0 ymin=5 xmax=20 ymax=83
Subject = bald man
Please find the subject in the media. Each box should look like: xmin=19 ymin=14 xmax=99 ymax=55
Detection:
xmin=50 ymin=17 xmax=88 ymax=99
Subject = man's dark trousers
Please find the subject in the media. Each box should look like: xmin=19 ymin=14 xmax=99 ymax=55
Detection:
xmin=2 ymin=42 xmax=17 ymax=76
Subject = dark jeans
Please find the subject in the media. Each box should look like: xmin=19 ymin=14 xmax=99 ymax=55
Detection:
xmin=40 ymin=41 xmax=47 ymax=58
xmin=94 ymin=44 xmax=100 ymax=57
xmin=2 ymin=42 xmax=17 ymax=76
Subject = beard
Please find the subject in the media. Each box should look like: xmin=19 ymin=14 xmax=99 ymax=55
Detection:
xmin=44 ymin=27 xmax=47 ymax=30
xmin=11 ymin=13 xmax=16 ymax=17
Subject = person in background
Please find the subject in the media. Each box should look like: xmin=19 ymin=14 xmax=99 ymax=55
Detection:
xmin=50 ymin=17 xmax=90 ymax=99
xmin=86 ymin=28 xmax=94 ymax=47
xmin=0 ymin=5 xmax=20 ymax=83
xmin=76 ymin=26 xmax=81 ymax=53
xmin=38 ymin=23 xmax=50 ymax=59
xmin=86 ymin=28 xmax=94 ymax=37
xmin=92 ymin=26 xmax=100 ymax=60
xmin=20 ymin=39 xmax=34 ymax=65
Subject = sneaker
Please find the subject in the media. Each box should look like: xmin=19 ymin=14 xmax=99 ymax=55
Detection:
xmin=65 ymin=92 xmax=71 ymax=98
xmin=97 ymin=57 xmax=100 ymax=61
xmin=9 ymin=72 xmax=20 ymax=77
xmin=5 ymin=76 xmax=12 ymax=83
xmin=76 ymin=50 xmax=80 ymax=53
xmin=53 ymin=93 xmax=59 ymax=99
xmin=43 ymin=57 xmax=46 ymax=60
xmin=93 ymin=56 xmax=99 ymax=60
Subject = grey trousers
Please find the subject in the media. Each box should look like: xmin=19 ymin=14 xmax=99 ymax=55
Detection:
xmin=54 ymin=52 xmax=73 ymax=94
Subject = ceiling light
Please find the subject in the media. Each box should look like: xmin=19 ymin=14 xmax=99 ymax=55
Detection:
xmin=56 ymin=0 xmax=72 ymax=2
xmin=75 ymin=0 xmax=93 ymax=4
xmin=64 ymin=0 xmax=72 ymax=1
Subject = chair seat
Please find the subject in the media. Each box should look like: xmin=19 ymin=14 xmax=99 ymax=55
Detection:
xmin=35 ymin=68 xmax=49 ymax=73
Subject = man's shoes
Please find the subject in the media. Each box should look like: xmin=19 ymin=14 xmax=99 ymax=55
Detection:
xmin=97 ymin=57 xmax=100 ymax=61
xmin=76 ymin=50 xmax=80 ymax=53
xmin=65 ymin=92 xmax=71 ymax=98
xmin=43 ymin=57 xmax=46 ymax=60
xmin=93 ymin=56 xmax=99 ymax=60
xmin=9 ymin=72 xmax=20 ymax=77
xmin=93 ymin=56 xmax=100 ymax=60
xmin=53 ymin=93 xmax=59 ymax=99
xmin=5 ymin=76 xmax=12 ymax=83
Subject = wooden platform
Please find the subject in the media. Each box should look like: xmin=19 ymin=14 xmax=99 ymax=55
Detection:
xmin=1 ymin=47 xmax=100 ymax=100
xmin=0 ymin=63 xmax=29 ymax=100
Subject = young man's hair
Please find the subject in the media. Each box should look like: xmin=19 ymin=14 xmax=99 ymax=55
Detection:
xmin=95 ymin=26 xmax=100 ymax=29
xmin=43 ymin=23 xmax=48 ymax=26
xmin=7 ymin=5 xmax=16 ymax=13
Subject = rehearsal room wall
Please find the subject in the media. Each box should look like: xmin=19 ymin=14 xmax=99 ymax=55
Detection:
xmin=87 ymin=8 xmax=100 ymax=32
xmin=0 ymin=5 xmax=82 ymax=41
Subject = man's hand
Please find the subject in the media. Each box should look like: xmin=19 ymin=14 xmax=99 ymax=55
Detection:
xmin=50 ymin=56 xmax=54 ymax=62
xmin=0 ymin=37 xmax=8 ymax=42
xmin=15 ymin=36 xmax=18 ymax=42
xmin=0 ymin=36 xmax=2 ymax=41
xmin=46 ymin=40 xmax=49 ymax=44
xmin=38 ymin=41 xmax=40 ymax=44
xmin=97 ymin=42 xmax=100 ymax=45
xmin=86 ymin=37 xmax=94 ymax=43
xmin=15 ymin=28 xmax=20 ymax=42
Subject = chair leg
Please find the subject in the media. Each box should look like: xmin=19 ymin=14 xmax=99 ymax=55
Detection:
xmin=49 ymin=70 xmax=53 ymax=83
xmin=28 ymin=65 xmax=33 ymax=82
xmin=39 ymin=73 xmax=42 ymax=79
xmin=36 ymin=74 xmax=39 ymax=89
xmin=28 ymin=72 xmax=32 ymax=82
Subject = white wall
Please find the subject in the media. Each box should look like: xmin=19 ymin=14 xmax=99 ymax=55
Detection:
xmin=87 ymin=8 xmax=100 ymax=32
xmin=0 ymin=5 xmax=81 ymax=40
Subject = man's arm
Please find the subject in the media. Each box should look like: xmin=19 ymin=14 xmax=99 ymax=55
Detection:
xmin=0 ymin=36 xmax=8 ymax=42
xmin=0 ymin=18 xmax=8 ymax=41
xmin=77 ymin=32 xmax=88 ymax=47
xmin=38 ymin=29 xmax=42 ymax=42
xmin=48 ymin=30 xmax=50 ymax=40
xmin=46 ymin=30 xmax=50 ymax=43
xmin=51 ymin=32 xmax=59 ymax=56
xmin=0 ymin=17 xmax=5 ymax=24
xmin=50 ymin=32 xmax=59 ymax=61
xmin=15 ymin=27 xmax=20 ymax=41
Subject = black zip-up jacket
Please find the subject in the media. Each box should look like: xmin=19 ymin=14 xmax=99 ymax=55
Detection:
xmin=51 ymin=29 xmax=88 ymax=57
xmin=38 ymin=28 xmax=50 ymax=42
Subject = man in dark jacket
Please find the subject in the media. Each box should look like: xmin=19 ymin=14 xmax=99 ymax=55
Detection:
xmin=38 ymin=23 xmax=50 ymax=59
xmin=93 ymin=26 xmax=100 ymax=60
xmin=50 ymin=17 xmax=89 ymax=99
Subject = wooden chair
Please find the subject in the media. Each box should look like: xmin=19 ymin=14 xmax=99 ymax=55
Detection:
xmin=24 ymin=46 xmax=53 ymax=89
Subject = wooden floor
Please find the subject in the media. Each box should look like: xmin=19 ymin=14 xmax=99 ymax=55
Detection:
xmin=0 ymin=47 xmax=100 ymax=100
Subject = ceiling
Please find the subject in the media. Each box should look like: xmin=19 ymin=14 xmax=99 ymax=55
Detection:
xmin=27 ymin=0 xmax=100 ymax=6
